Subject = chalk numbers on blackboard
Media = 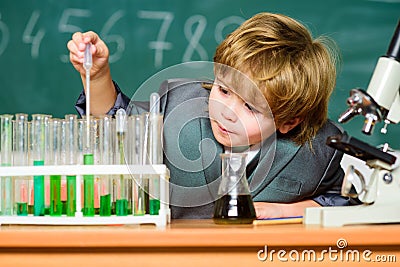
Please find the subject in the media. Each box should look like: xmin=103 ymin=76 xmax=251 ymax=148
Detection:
xmin=0 ymin=9 xmax=245 ymax=67
xmin=23 ymin=10 xmax=46 ymax=59
xmin=0 ymin=13 xmax=9 ymax=57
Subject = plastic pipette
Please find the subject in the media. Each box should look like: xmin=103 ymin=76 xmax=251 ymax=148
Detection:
xmin=84 ymin=43 xmax=92 ymax=153
xmin=83 ymin=43 xmax=95 ymax=216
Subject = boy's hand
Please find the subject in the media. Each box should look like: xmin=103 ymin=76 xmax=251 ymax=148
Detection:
xmin=253 ymin=202 xmax=285 ymax=219
xmin=67 ymin=31 xmax=110 ymax=80
xmin=254 ymin=200 xmax=320 ymax=219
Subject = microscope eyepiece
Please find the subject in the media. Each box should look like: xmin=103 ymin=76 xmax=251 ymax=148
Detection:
xmin=386 ymin=20 xmax=400 ymax=62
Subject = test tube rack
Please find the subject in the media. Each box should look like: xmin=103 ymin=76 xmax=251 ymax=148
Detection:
xmin=0 ymin=164 xmax=170 ymax=227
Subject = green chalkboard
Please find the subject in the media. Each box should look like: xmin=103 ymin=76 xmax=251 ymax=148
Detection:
xmin=0 ymin=0 xmax=399 ymax=148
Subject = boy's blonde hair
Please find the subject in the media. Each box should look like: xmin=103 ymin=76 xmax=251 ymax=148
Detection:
xmin=213 ymin=12 xmax=338 ymax=145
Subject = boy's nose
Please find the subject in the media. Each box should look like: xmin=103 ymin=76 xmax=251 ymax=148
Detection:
xmin=221 ymin=103 xmax=238 ymax=122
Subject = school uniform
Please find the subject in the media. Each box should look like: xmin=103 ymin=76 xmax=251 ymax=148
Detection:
xmin=76 ymin=79 xmax=359 ymax=219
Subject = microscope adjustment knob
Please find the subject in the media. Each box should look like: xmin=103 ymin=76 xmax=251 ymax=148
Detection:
xmin=383 ymin=173 xmax=393 ymax=184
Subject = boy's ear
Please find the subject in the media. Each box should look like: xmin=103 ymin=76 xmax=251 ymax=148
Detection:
xmin=278 ymin=117 xmax=302 ymax=134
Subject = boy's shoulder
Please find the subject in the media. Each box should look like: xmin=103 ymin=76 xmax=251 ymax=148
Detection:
xmin=320 ymin=119 xmax=345 ymax=139
xmin=308 ymin=119 xmax=345 ymax=153
xmin=159 ymin=78 xmax=212 ymax=98
xmin=158 ymin=78 xmax=212 ymax=116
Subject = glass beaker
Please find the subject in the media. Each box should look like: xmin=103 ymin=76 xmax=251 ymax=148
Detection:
xmin=213 ymin=153 xmax=256 ymax=224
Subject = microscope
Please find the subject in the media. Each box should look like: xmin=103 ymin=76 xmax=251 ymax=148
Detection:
xmin=304 ymin=20 xmax=400 ymax=227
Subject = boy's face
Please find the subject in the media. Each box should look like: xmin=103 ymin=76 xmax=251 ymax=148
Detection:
xmin=208 ymin=74 xmax=275 ymax=148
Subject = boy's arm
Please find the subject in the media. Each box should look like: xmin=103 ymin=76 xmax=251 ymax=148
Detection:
xmin=68 ymin=31 xmax=119 ymax=116
xmin=253 ymin=193 xmax=361 ymax=219
xmin=75 ymin=81 xmax=131 ymax=117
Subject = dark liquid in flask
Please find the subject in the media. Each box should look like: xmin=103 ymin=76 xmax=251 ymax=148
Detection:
xmin=213 ymin=194 xmax=256 ymax=224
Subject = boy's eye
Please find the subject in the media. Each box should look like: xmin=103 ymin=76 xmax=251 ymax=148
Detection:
xmin=245 ymin=103 xmax=258 ymax=113
xmin=218 ymin=86 xmax=229 ymax=95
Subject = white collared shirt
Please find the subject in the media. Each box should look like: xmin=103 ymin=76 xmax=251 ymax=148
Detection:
xmin=224 ymin=143 xmax=261 ymax=166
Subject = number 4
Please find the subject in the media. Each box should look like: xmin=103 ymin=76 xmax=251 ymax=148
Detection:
xmin=22 ymin=10 xmax=45 ymax=59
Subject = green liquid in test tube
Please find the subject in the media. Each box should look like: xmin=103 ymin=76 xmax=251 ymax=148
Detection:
xmin=66 ymin=175 xmax=76 ymax=216
xmin=33 ymin=160 xmax=45 ymax=216
xmin=83 ymin=153 xmax=95 ymax=216
xmin=116 ymin=199 xmax=128 ymax=215
xmin=100 ymin=194 xmax=111 ymax=215
xmin=149 ymin=198 xmax=161 ymax=215
xmin=50 ymin=175 xmax=62 ymax=216
xmin=16 ymin=203 xmax=28 ymax=215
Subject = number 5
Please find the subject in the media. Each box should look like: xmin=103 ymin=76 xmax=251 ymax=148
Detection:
xmin=58 ymin=8 xmax=91 ymax=63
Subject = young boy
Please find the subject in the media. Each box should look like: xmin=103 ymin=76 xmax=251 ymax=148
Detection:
xmin=68 ymin=12 xmax=359 ymax=219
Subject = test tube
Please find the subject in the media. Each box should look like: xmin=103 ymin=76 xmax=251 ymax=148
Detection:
xmin=44 ymin=115 xmax=52 ymax=215
xmin=13 ymin=113 xmax=29 ymax=216
xmin=141 ymin=112 xmax=151 ymax=214
xmin=98 ymin=115 xmax=113 ymax=216
xmin=75 ymin=118 xmax=86 ymax=215
xmin=83 ymin=116 xmax=97 ymax=217
xmin=1 ymin=114 xmax=14 ymax=215
xmin=148 ymin=113 xmax=163 ymax=215
xmin=49 ymin=119 xmax=62 ymax=216
xmin=65 ymin=114 xmax=77 ymax=216
xmin=147 ymin=93 xmax=163 ymax=215
xmin=27 ymin=121 xmax=34 ymax=214
xmin=99 ymin=115 xmax=113 ymax=216
xmin=31 ymin=114 xmax=51 ymax=216
xmin=115 ymin=109 xmax=129 ymax=216
xmin=92 ymin=118 xmax=102 ymax=215
xmin=127 ymin=114 xmax=146 ymax=216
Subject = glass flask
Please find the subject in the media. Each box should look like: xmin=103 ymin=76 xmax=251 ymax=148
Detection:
xmin=213 ymin=153 xmax=256 ymax=224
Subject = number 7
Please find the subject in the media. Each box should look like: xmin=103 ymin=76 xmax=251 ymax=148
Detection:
xmin=137 ymin=11 xmax=174 ymax=68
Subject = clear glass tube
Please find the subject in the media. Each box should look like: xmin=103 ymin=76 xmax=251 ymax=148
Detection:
xmin=141 ymin=113 xmax=150 ymax=214
xmin=82 ymin=116 xmax=98 ymax=217
xmin=49 ymin=119 xmax=62 ymax=216
xmin=99 ymin=115 xmax=113 ymax=216
xmin=76 ymin=118 xmax=85 ymax=215
xmin=128 ymin=115 xmax=146 ymax=216
xmin=65 ymin=114 xmax=77 ymax=216
xmin=115 ymin=109 xmax=128 ymax=216
xmin=148 ymin=113 xmax=163 ymax=215
xmin=1 ymin=114 xmax=14 ymax=215
xmin=31 ymin=114 xmax=52 ymax=216
xmin=13 ymin=113 xmax=29 ymax=216
xmin=27 ymin=121 xmax=33 ymax=214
